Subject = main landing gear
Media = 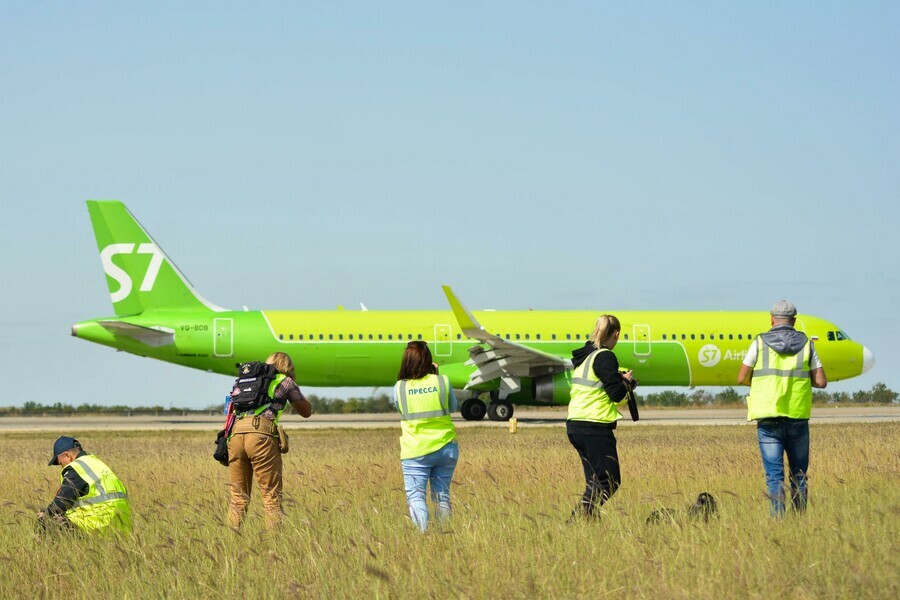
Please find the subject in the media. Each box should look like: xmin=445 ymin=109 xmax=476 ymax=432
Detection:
xmin=460 ymin=393 xmax=515 ymax=422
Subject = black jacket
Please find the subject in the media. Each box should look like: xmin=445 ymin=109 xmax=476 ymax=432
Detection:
xmin=46 ymin=451 xmax=90 ymax=516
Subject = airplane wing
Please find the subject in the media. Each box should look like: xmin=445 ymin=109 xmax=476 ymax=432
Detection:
xmin=442 ymin=286 xmax=571 ymax=395
xmin=99 ymin=321 xmax=175 ymax=347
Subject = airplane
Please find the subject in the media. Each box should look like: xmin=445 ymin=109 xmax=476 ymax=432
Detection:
xmin=73 ymin=201 xmax=876 ymax=421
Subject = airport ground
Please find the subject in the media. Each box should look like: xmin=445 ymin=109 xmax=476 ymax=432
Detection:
xmin=2 ymin=414 xmax=897 ymax=598
xmin=0 ymin=405 xmax=896 ymax=431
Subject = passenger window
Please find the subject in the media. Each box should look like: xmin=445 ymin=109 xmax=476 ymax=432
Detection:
xmin=457 ymin=334 xmax=461 ymax=340
xmin=417 ymin=334 xmax=423 ymax=340
xmin=338 ymin=334 xmax=343 ymax=340
xmin=681 ymin=334 xmax=686 ymax=340
xmin=738 ymin=334 xmax=743 ymax=340
xmin=299 ymin=335 xmax=304 ymax=340
xmin=378 ymin=334 xmax=383 ymax=340
xmin=728 ymin=334 xmax=733 ymax=340
xmin=551 ymin=334 xmax=557 ymax=340
xmin=368 ymin=334 xmax=373 ymax=340
xmin=536 ymin=334 xmax=541 ymax=340
xmin=516 ymin=334 xmax=520 ymax=340
xmin=700 ymin=334 xmax=705 ymax=340
xmin=719 ymin=334 xmax=724 ymax=340
xmin=525 ymin=334 xmax=530 ymax=340
xmin=319 ymin=334 xmax=324 ymax=340
xmin=279 ymin=335 xmax=283 ymax=340
xmin=329 ymin=334 xmax=334 ymax=340
xmin=662 ymin=334 xmax=667 ymax=340
xmin=690 ymin=334 xmax=695 ymax=340
xmin=566 ymin=334 xmax=572 ymax=340
xmin=624 ymin=334 xmax=629 ymax=340
xmin=576 ymin=334 xmax=581 ymax=340
xmin=388 ymin=335 xmax=393 ymax=340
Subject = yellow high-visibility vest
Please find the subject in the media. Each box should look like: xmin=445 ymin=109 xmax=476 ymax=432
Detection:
xmin=394 ymin=374 xmax=457 ymax=460
xmin=748 ymin=337 xmax=813 ymax=420
xmin=65 ymin=454 xmax=132 ymax=534
xmin=567 ymin=348 xmax=625 ymax=424
xmin=252 ymin=373 xmax=289 ymax=423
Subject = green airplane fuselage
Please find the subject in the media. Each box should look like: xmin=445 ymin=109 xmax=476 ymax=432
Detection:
xmin=73 ymin=308 xmax=868 ymax=404
xmin=74 ymin=200 xmax=873 ymax=406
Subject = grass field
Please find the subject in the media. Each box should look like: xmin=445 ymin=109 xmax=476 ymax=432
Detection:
xmin=2 ymin=423 xmax=897 ymax=599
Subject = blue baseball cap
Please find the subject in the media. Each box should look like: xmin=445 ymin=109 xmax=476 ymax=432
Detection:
xmin=48 ymin=436 xmax=80 ymax=466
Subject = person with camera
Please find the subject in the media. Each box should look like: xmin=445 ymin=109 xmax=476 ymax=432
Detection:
xmin=38 ymin=436 xmax=132 ymax=535
xmin=567 ymin=315 xmax=636 ymax=519
xmin=227 ymin=352 xmax=312 ymax=529
xmin=393 ymin=341 xmax=459 ymax=532
xmin=737 ymin=300 xmax=827 ymax=517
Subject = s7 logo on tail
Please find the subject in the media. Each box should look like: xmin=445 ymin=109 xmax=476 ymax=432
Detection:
xmin=100 ymin=243 xmax=165 ymax=302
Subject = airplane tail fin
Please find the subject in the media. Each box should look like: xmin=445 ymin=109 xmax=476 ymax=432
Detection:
xmin=86 ymin=200 xmax=225 ymax=316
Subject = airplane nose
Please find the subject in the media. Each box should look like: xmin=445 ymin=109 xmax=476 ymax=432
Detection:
xmin=862 ymin=346 xmax=875 ymax=374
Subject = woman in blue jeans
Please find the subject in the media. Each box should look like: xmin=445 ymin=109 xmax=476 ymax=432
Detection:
xmin=392 ymin=341 xmax=459 ymax=532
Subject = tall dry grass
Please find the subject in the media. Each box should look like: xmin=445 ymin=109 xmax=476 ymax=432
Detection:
xmin=1 ymin=423 xmax=897 ymax=599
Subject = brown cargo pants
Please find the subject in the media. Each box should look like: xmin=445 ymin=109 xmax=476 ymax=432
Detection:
xmin=227 ymin=415 xmax=283 ymax=529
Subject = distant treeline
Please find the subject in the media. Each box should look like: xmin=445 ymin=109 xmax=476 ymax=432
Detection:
xmin=0 ymin=383 xmax=896 ymax=416
xmin=639 ymin=382 xmax=898 ymax=407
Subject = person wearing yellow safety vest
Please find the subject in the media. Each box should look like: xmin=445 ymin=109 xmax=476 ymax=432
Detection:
xmin=738 ymin=300 xmax=827 ymax=517
xmin=392 ymin=341 xmax=459 ymax=532
xmin=37 ymin=436 xmax=132 ymax=535
xmin=228 ymin=351 xmax=312 ymax=529
xmin=567 ymin=315 xmax=636 ymax=519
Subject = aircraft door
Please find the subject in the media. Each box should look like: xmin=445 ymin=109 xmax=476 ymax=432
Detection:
xmin=214 ymin=318 xmax=233 ymax=357
xmin=633 ymin=324 xmax=651 ymax=356
xmin=434 ymin=324 xmax=452 ymax=357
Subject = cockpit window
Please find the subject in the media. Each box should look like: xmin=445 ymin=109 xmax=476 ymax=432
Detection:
xmin=836 ymin=331 xmax=849 ymax=341
xmin=827 ymin=330 xmax=850 ymax=341
xmin=827 ymin=331 xmax=835 ymax=341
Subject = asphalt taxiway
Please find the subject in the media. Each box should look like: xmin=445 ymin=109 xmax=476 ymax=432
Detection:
xmin=0 ymin=407 xmax=896 ymax=432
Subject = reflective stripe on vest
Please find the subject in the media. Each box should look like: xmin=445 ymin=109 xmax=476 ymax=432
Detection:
xmin=748 ymin=337 xmax=813 ymax=421
xmin=396 ymin=375 xmax=449 ymax=420
xmin=70 ymin=456 xmax=129 ymax=507
xmin=65 ymin=455 xmax=132 ymax=533
xmin=567 ymin=348 xmax=622 ymax=424
xmin=394 ymin=374 xmax=457 ymax=460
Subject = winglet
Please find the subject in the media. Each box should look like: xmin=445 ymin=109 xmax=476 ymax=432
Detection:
xmin=442 ymin=286 xmax=482 ymax=334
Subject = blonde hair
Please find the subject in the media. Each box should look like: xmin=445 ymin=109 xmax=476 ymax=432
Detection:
xmin=266 ymin=352 xmax=296 ymax=380
xmin=590 ymin=314 xmax=621 ymax=349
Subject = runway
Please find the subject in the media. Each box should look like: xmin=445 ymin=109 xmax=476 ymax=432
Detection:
xmin=0 ymin=406 xmax=896 ymax=432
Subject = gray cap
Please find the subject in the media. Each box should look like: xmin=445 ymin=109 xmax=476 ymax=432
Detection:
xmin=771 ymin=300 xmax=797 ymax=318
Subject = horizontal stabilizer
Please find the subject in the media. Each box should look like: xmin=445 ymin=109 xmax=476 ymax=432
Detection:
xmin=99 ymin=321 xmax=175 ymax=347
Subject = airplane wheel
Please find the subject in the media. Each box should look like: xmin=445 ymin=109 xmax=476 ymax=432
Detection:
xmin=461 ymin=399 xmax=487 ymax=421
xmin=487 ymin=401 xmax=514 ymax=421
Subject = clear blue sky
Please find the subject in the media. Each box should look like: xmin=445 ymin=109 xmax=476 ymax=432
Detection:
xmin=1 ymin=2 xmax=897 ymax=407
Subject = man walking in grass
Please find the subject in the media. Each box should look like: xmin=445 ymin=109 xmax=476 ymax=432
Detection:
xmin=737 ymin=300 xmax=827 ymax=516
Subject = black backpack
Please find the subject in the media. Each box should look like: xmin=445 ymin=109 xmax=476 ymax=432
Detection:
xmin=230 ymin=362 xmax=278 ymax=412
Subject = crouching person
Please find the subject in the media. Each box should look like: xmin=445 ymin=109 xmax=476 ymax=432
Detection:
xmin=38 ymin=436 xmax=132 ymax=535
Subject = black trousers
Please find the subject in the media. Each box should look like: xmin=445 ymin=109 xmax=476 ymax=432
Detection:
xmin=568 ymin=431 xmax=621 ymax=515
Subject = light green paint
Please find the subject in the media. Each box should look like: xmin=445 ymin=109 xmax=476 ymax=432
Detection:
xmin=73 ymin=201 xmax=871 ymax=406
